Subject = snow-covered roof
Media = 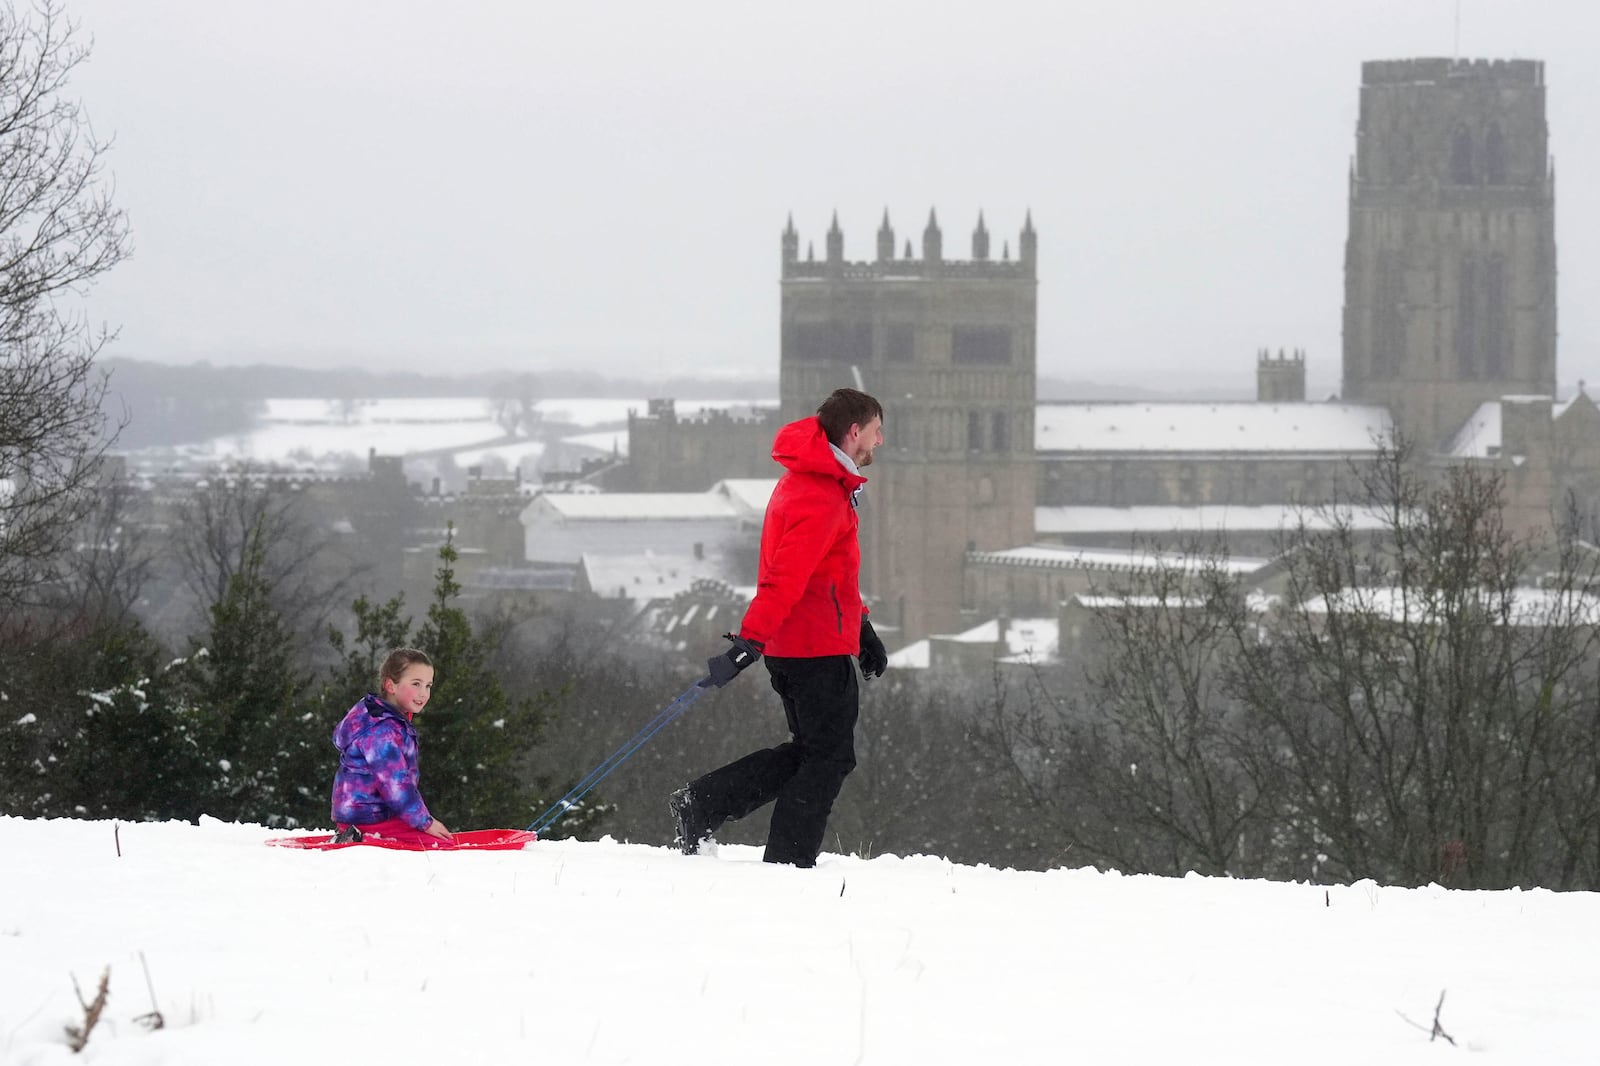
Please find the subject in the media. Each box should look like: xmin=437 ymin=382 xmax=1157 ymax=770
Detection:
xmin=1036 ymin=402 xmax=1393 ymax=455
xmin=530 ymin=490 xmax=742 ymax=521
xmin=1035 ymin=504 xmax=1394 ymax=536
xmin=714 ymin=478 xmax=778 ymax=517
xmin=580 ymin=550 xmax=737 ymax=602
xmin=892 ymin=616 xmax=1060 ymax=670
xmin=1443 ymin=396 xmax=1578 ymax=460
xmin=969 ymin=542 xmax=1270 ymax=575
xmin=1300 ymin=586 xmax=1600 ymax=627
xmin=886 ymin=639 xmax=930 ymax=670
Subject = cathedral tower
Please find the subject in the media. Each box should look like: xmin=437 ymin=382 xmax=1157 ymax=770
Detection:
xmin=1342 ymin=59 xmax=1557 ymax=446
xmin=779 ymin=210 xmax=1037 ymax=640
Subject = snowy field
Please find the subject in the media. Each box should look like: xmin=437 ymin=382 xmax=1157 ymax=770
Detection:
xmin=2 ymin=817 xmax=1596 ymax=1064
xmin=202 ymin=397 xmax=773 ymax=464
xmin=129 ymin=397 xmax=775 ymax=472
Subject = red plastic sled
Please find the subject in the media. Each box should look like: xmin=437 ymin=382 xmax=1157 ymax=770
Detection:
xmin=266 ymin=827 xmax=537 ymax=852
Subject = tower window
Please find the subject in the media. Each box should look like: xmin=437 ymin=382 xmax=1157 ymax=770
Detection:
xmin=1485 ymin=123 xmax=1508 ymax=185
xmin=785 ymin=321 xmax=873 ymax=364
xmin=1457 ymin=257 xmax=1479 ymax=378
xmin=886 ymin=323 xmax=914 ymax=363
xmin=992 ymin=411 xmax=1009 ymax=453
xmin=1450 ymin=125 xmax=1475 ymax=185
xmin=953 ymin=326 xmax=1012 ymax=365
xmin=967 ymin=410 xmax=983 ymax=451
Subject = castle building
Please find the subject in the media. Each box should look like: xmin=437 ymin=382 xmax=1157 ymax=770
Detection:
xmin=591 ymin=56 xmax=1593 ymax=650
xmin=1342 ymin=58 xmax=1557 ymax=449
xmin=779 ymin=209 xmax=1038 ymax=638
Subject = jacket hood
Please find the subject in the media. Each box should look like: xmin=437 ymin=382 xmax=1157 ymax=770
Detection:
xmin=332 ymin=694 xmax=407 ymax=752
xmin=771 ymin=416 xmax=868 ymax=489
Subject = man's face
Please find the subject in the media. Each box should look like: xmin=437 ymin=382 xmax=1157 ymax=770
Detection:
xmin=848 ymin=416 xmax=884 ymax=468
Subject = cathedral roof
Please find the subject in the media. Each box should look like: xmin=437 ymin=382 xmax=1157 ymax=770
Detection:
xmin=1035 ymin=504 xmax=1393 ymax=537
xmin=1036 ymin=401 xmax=1393 ymax=455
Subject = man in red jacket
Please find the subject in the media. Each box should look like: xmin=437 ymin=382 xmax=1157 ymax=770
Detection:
xmin=671 ymin=387 xmax=890 ymax=867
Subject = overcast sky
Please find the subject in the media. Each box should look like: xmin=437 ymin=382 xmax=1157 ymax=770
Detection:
xmin=64 ymin=0 xmax=1600 ymax=394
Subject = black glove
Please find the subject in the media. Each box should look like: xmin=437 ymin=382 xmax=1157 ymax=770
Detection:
xmin=700 ymin=633 xmax=763 ymax=688
xmin=858 ymin=618 xmax=888 ymax=679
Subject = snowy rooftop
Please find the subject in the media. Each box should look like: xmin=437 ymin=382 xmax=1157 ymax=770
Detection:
xmin=715 ymin=478 xmax=779 ymax=516
xmin=580 ymin=550 xmax=738 ymax=603
xmin=1036 ymin=401 xmax=1393 ymax=454
xmin=1301 ymin=586 xmax=1600 ymax=627
xmin=889 ymin=616 xmax=1060 ymax=670
xmin=969 ymin=542 xmax=1270 ymax=575
xmin=530 ymin=491 xmax=741 ymax=521
xmin=1036 ymin=503 xmax=1394 ymax=536
xmin=531 ymin=478 xmax=775 ymax=522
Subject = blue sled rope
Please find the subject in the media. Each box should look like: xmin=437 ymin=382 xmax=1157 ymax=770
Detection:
xmin=527 ymin=679 xmax=711 ymax=834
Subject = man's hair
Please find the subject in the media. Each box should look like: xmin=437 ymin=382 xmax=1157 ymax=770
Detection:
xmin=815 ymin=388 xmax=883 ymax=446
xmin=380 ymin=647 xmax=433 ymax=690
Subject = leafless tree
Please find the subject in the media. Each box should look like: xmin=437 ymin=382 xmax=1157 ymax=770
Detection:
xmin=982 ymin=438 xmax=1600 ymax=888
xmin=171 ymin=472 xmax=366 ymax=654
xmin=0 ymin=0 xmax=131 ymax=611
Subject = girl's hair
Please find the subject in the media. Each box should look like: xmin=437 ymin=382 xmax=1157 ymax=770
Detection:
xmin=379 ymin=648 xmax=433 ymax=690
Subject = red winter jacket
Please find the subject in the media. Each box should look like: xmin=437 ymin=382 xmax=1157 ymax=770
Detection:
xmin=738 ymin=416 xmax=868 ymax=657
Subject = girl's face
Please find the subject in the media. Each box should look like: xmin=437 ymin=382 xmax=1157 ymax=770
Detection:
xmin=384 ymin=663 xmax=434 ymax=718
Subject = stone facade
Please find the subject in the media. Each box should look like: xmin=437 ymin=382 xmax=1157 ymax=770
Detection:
xmin=608 ymin=57 xmax=1600 ymax=653
xmin=779 ymin=210 xmax=1038 ymax=639
xmin=1342 ymin=58 xmax=1558 ymax=449
xmin=610 ymin=399 xmax=779 ymax=491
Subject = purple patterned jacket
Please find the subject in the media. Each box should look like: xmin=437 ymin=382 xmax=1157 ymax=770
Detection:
xmin=329 ymin=694 xmax=435 ymax=830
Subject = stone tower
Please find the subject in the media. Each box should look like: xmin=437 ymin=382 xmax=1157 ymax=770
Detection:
xmin=1342 ymin=58 xmax=1557 ymax=447
xmin=1256 ymin=348 xmax=1307 ymax=402
xmin=779 ymin=209 xmax=1037 ymax=641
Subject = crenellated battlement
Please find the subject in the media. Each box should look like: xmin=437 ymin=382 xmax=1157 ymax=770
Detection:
xmin=783 ymin=258 xmax=1033 ymax=281
xmin=1362 ymin=57 xmax=1543 ymax=87
xmin=1257 ymin=347 xmax=1305 ymax=366
xmin=1256 ymin=348 xmax=1307 ymax=403
xmin=781 ymin=209 xmax=1036 ymax=280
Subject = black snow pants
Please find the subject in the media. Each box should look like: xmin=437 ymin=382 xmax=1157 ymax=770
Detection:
xmin=686 ymin=654 xmax=859 ymax=867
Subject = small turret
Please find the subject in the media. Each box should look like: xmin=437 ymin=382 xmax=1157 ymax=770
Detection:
xmin=1019 ymin=210 xmax=1037 ymax=273
xmin=826 ymin=211 xmax=844 ymax=265
xmin=1256 ymin=347 xmax=1307 ymax=403
xmin=972 ymin=211 xmax=990 ymax=261
xmin=877 ymin=209 xmax=895 ymax=262
xmin=923 ymin=208 xmax=942 ymax=264
xmin=781 ymin=214 xmax=798 ymax=267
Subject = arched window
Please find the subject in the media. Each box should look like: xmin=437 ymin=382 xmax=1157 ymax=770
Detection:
xmin=1483 ymin=254 xmax=1507 ymax=379
xmin=1457 ymin=257 xmax=1479 ymax=378
xmin=967 ymin=410 xmax=983 ymax=452
xmin=1484 ymin=123 xmax=1508 ymax=185
xmin=1450 ymin=125 xmax=1475 ymax=185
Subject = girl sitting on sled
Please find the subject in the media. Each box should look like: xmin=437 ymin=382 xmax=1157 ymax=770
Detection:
xmin=329 ymin=648 xmax=455 ymax=848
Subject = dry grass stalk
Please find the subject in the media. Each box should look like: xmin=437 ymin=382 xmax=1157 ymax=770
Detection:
xmin=64 ymin=966 xmax=110 ymax=1053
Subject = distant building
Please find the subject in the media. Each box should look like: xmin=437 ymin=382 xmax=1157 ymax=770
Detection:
xmin=572 ymin=56 xmax=1600 ymax=657
xmin=780 ymin=208 xmax=1038 ymax=639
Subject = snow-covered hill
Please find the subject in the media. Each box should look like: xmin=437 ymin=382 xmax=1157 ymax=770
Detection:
xmin=1 ymin=816 xmax=1594 ymax=1064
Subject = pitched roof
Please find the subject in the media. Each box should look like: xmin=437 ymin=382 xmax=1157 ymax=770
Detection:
xmin=1036 ymin=401 xmax=1393 ymax=455
xmin=1035 ymin=504 xmax=1394 ymax=536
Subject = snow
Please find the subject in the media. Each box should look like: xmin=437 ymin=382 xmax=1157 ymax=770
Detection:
xmin=1036 ymin=401 xmax=1393 ymax=454
xmin=129 ymin=397 xmax=774 ymax=468
xmin=1035 ymin=503 xmax=1394 ymax=536
xmin=969 ymin=542 xmax=1271 ymax=575
xmin=3 ymin=816 xmax=1598 ymax=1064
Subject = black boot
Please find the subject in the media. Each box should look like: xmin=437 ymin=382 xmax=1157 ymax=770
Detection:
xmin=668 ymin=787 xmax=712 ymax=855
